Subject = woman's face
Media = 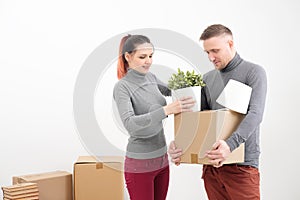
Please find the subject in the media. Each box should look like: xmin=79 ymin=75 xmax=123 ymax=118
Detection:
xmin=125 ymin=42 xmax=154 ymax=74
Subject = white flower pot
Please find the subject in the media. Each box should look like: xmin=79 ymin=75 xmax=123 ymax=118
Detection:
xmin=172 ymin=86 xmax=201 ymax=112
xmin=216 ymin=79 xmax=252 ymax=114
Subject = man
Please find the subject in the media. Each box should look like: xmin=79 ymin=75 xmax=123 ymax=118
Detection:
xmin=168 ymin=24 xmax=267 ymax=199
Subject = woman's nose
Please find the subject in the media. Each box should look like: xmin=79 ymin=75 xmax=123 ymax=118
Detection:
xmin=145 ymin=57 xmax=152 ymax=64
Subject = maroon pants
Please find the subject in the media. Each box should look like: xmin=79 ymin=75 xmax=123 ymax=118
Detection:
xmin=202 ymin=164 xmax=260 ymax=200
xmin=125 ymin=166 xmax=169 ymax=200
xmin=124 ymin=155 xmax=169 ymax=200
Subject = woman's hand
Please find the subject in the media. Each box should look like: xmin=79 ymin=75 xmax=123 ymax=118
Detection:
xmin=168 ymin=141 xmax=182 ymax=165
xmin=163 ymin=96 xmax=195 ymax=115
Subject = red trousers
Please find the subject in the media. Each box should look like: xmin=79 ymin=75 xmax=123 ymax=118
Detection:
xmin=202 ymin=164 xmax=260 ymax=200
xmin=125 ymin=166 xmax=169 ymax=200
xmin=124 ymin=154 xmax=169 ymax=200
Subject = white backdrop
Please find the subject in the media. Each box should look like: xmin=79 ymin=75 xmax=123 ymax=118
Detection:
xmin=1 ymin=0 xmax=300 ymax=199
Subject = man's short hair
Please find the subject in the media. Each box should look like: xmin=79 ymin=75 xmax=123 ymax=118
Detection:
xmin=200 ymin=24 xmax=233 ymax=40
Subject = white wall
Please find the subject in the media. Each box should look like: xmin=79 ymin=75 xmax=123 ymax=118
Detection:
xmin=1 ymin=0 xmax=299 ymax=199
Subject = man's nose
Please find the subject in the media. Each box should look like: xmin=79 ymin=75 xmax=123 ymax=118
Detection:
xmin=208 ymin=54 xmax=215 ymax=62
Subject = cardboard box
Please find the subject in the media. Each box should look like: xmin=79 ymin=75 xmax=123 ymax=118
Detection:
xmin=73 ymin=156 xmax=124 ymax=200
xmin=174 ymin=109 xmax=245 ymax=164
xmin=12 ymin=170 xmax=72 ymax=200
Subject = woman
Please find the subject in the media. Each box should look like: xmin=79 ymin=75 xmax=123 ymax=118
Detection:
xmin=113 ymin=34 xmax=194 ymax=200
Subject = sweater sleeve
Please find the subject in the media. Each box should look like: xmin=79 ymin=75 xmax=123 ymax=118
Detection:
xmin=226 ymin=65 xmax=267 ymax=151
xmin=113 ymin=82 xmax=167 ymax=138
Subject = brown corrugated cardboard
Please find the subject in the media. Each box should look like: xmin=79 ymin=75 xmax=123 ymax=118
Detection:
xmin=74 ymin=156 xmax=124 ymax=200
xmin=174 ymin=109 xmax=245 ymax=164
xmin=12 ymin=170 xmax=72 ymax=200
xmin=2 ymin=182 xmax=37 ymax=192
xmin=4 ymin=191 xmax=39 ymax=199
xmin=2 ymin=182 xmax=39 ymax=200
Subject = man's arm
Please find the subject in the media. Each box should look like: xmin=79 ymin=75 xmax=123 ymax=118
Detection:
xmin=206 ymin=65 xmax=267 ymax=167
xmin=226 ymin=65 xmax=267 ymax=151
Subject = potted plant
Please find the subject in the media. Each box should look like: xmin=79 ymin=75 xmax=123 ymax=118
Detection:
xmin=168 ymin=68 xmax=206 ymax=112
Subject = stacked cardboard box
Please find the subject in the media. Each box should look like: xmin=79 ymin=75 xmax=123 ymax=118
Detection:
xmin=73 ymin=156 xmax=124 ymax=200
xmin=12 ymin=170 xmax=72 ymax=200
xmin=174 ymin=109 xmax=245 ymax=164
xmin=2 ymin=182 xmax=39 ymax=200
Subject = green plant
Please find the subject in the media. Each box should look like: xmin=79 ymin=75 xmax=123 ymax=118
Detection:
xmin=168 ymin=68 xmax=206 ymax=90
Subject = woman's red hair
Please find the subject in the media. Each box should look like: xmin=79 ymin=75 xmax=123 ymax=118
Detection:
xmin=117 ymin=35 xmax=131 ymax=79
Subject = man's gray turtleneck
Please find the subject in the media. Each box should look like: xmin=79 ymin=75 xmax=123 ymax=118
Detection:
xmin=201 ymin=53 xmax=267 ymax=168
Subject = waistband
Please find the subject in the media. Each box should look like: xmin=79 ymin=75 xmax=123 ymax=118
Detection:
xmin=124 ymin=153 xmax=169 ymax=173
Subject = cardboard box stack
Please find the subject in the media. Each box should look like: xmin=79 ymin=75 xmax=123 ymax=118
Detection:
xmin=12 ymin=170 xmax=72 ymax=200
xmin=174 ymin=109 xmax=245 ymax=164
xmin=73 ymin=156 xmax=124 ymax=200
xmin=2 ymin=182 xmax=39 ymax=200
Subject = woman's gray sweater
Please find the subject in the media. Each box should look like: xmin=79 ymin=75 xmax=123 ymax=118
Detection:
xmin=113 ymin=69 xmax=171 ymax=159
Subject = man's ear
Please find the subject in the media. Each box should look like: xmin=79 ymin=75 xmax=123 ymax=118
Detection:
xmin=228 ymin=39 xmax=234 ymax=49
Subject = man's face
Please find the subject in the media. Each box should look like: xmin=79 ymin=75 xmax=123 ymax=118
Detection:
xmin=203 ymin=34 xmax=235 ymax=70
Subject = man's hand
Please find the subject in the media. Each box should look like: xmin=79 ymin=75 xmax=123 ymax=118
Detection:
xmin=168 ymin=141 xmax=182 ymax=166
xmin=205 ymin=140 xmax=231 ymax=168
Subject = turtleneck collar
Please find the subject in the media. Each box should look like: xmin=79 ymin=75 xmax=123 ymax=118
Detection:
xmin=125 ymin=68 xmax=147 ymax=83
xmin=221 ymin=53 xmax=243 ymax=73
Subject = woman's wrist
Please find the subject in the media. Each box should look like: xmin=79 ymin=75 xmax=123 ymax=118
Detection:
xmin=163 ymin=106 xmax=170 ymax=116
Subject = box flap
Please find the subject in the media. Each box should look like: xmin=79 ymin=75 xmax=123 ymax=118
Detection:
xmin=13 ymin=171 xmax=71 ymax=182
xmin=75 ymin=156 xmax=124 ymax=164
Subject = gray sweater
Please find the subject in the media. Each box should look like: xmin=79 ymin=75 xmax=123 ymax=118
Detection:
xmin=202 ymin=53 xmax=267 ymax=168
xmin=113 ymin=69 xmax=171 ymax=159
